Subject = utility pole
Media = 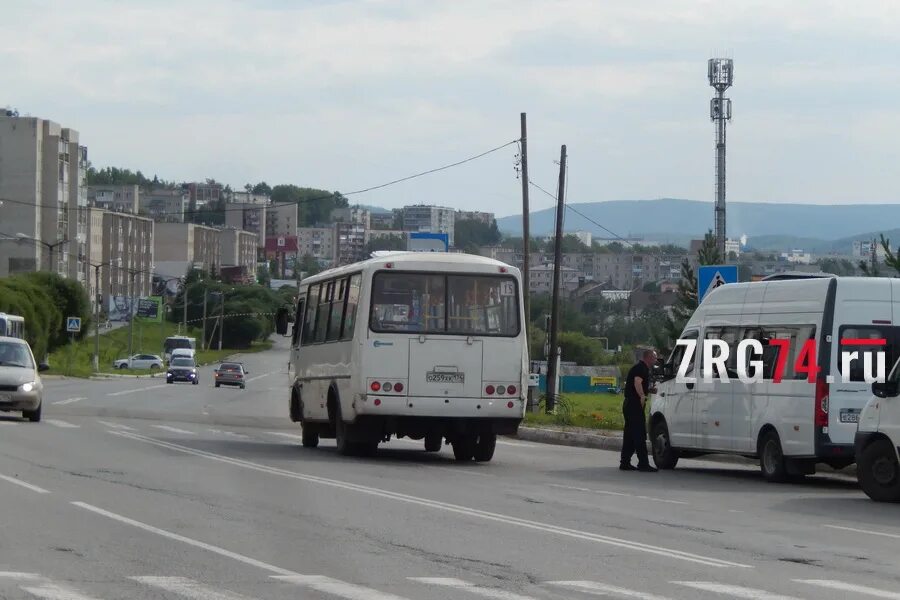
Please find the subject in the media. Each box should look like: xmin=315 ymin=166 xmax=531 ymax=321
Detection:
xmin=127 ymin=270 xmax=137 ymax=358
xmin=545 ymin=145 xmax=567 ymax=413
xmin=182 ymin=283 xmax=188 ymax=335
xmin=93 ymin=264 xmax=101 ymax=372
xmin=519 ymin=113 xmax=531 ymax=338
xmin=218 ymin=293 xmax=225 ymax=351
xmin=201 ymin=290 xmax=208 ymax=350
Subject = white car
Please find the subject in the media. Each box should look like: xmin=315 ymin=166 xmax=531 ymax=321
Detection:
xmin=113 ymin=354 xmax=164 ymax=370
xmin=0 ymin=336 xmax=47 ymax=422
xmin=856 ymin=358 xmax=900 ymax=502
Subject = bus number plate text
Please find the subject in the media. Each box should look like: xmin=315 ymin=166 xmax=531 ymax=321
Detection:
xmin=426 ymin=372 xmax=464 ymax=384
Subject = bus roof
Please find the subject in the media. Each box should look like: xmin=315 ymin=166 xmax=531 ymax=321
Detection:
xmin=300 ymin=252 xmax=519 ymax=285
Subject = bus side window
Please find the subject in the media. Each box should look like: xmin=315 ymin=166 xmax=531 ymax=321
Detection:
xmin=301 ymin=284 xmax=320 ymax=346
xmin=341 ymin=274 xmax=361 ymax=341
xmin=291 ymin=298 xmax=305 ymax=349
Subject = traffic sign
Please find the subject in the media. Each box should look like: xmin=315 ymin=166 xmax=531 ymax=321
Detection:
xmin=698 ymin=265 xmax=738 ymax=303
xmin=66 ymin=316 xmax=81 ymax=332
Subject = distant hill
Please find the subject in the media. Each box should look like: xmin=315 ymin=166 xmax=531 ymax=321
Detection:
xmin=497 ymin=199 xmax=900 ymax=252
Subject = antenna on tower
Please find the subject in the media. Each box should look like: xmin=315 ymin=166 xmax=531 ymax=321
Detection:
xmin=708 ymin=57 xmax=733 ymax=260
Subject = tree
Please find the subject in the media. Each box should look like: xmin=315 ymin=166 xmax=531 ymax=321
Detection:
xmin=558 ymin=331 xmax=603 ymax=365
xmin=296 ymin=255 xmax=323 ymax=279
xmin=859 ymin=234 xmax=900 ymax=277
xmin=455 ymin=219 xmax=501 ymax=249
xmin=543 ymin=234 xmax=589 ymax=253
xmin=820 ymin=257 xmax=858 ymax=276
xmin=271 ymin=185 xmax=349 ymax=226
xmin=252 ymin=182 xmax=272 ymax=196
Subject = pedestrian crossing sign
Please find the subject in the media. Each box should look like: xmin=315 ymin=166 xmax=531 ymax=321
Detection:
xmin=66 ymin=316 xmax=82 ymax=332
xmin=698 ymin=265 xmax=738 ymax=303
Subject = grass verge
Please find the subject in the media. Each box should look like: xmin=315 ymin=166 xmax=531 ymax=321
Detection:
xmin=523 ymin=392 xmax=626 ymax=431
xmin=45 ymin=320 xmax=273 ymax=378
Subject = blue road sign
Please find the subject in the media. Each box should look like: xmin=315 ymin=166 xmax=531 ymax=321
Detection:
xmin=66 ymin=316 xmax=82 ymax=332
xmin=698 ymin=264 xmax=738 ymax=303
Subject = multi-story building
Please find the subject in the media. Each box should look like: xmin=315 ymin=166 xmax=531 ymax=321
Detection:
xmin=88 ymin=184 xmax=139 ymax=214
xmin=224 ymin=202 xmax=266 ymax=249
xmin=266 ymin=202 xmax=298 ymax=239
xmin=402 ymin=205 xmax=455 ymax=246
xmin=229 ymin=191 xmax=269 ymax=205
xmin=528 ymin=264 xmax=581 ymax=293
xmin=297 ymin=227 xmax=335 ymax=266
xmin=184 ymin=181 xmax=223 ymax=207
xmin=86 ymin=207 xmax=105 ymax=312
xmin=455 ymin=210 xmax=495 ymax=225
xmin=573 ymin=231 xmax=592 ymax=247
xmin=332 ymin=206 xmax=371 ymax=228
xmin=369 ymin=212 xmax=395 ymax=230
xmin=220 ymin=228 xmax=258 ymax=282
xmin=0 ymin=115 xmax=88 ymax=280
xmin=140 ymin=188 xmax=189 ymax=222
xmin=334 ymin=221 xmax=367 ymax=266
xmin=853 ymin=239 xmax=887 ymax=262
xmin=153 ymin=222 xmax=221 ymax=273
xmin=101 ymin=211 xmax=154 ymax=313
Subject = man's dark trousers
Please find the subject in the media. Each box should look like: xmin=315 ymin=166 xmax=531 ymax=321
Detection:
xmin=620 ymin=398 xmax=650 ymax=467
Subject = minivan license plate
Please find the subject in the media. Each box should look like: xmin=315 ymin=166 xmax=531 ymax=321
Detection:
xmin=840 ymin=411 xmax=859 ymax=424
xmin=426 ymin=372 xmax=464 ymax=384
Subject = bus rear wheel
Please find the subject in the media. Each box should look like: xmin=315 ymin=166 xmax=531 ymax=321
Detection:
xmin=760 ymin=430 xmax=788 ymax=483
xmin=452 ymin=436 xmax=476 ymax=461
xmin=301 ymin=424 xmax=319 ymax=448
xmin=473 ymin=433 xmax=496 ymax=462
xmin=424 ymin=434 xmax=442 ymax=452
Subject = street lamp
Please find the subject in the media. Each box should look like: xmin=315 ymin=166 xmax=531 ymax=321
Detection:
xmin=90 ymin=259 xmax=121 ymax=371
xmin=14 ymin=233 xmax=68 ymax=273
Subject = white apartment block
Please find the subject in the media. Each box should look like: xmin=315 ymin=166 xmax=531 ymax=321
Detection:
xmin=101 ymin=211 xmax=154 ymax=305
xmin=0 ymin=115 xmax=88 ymax=282
xmin=402 ymin=205 xmax=455 ymax=246
xmin=266 ymin=202 xmax=298 ymax=238
xmin=456 ymin=210 xmax=495 ymax=225
xmin=297 ymin=227 xmax=335 ymax=265
xmin=154 ymin=222 xmax=221 ymax=273
xmin=225 ymin=202 xmax=266 ymax=248
xmin=88 ymin=184 xmax=139 ymax=214
xmin=140 ymin=188 xmax=189 ymax=223
xmin=220 ymin=228 xmax=258 ymax=280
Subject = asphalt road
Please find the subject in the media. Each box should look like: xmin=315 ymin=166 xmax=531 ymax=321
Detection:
xmin=1 ymin=338 xmax=899 ymax=599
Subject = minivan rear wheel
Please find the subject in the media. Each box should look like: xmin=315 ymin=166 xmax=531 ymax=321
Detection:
xmin=651 ymin=420 xmax=679 ymax=470
xmin=858 ymin=438 xmax=900 ymax=502
xmin=760 ymin=430 xmax=788 ymax=483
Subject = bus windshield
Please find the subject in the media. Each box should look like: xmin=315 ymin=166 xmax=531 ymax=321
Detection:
xmin=369 ymin=272 xmax=519 ymax=337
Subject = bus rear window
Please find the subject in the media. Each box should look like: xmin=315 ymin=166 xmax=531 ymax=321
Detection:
xmin=369 ymin=272 xmax=519 ymax=337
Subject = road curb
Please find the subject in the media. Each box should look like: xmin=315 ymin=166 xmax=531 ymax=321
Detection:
xmin=513 ymin=425 xmax=857 ymax=476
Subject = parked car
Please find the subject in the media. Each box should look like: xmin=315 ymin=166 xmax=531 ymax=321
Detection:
xmin=856 ymin=357 xmax=900 ymax=502
xmin=0 ymin=336 xmax=48 ymax=422
xmin=214 ymin=362 xmax=248 ymax=389
xmin=167 ymin=357 xmax=199 ymax=385
xmin=113 ymin=354 xmax=164 ymax=370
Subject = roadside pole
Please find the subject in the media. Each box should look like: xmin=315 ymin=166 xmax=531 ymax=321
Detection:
xmin=545 ymin=144 xmax=567 ymax=413
xmin=520 ymin=112 xmax=531 ymax=342
xmin=202 ymin=290 xmax=208 ymax=350
xmin=93 ymin=265 xmax=101 ymax=372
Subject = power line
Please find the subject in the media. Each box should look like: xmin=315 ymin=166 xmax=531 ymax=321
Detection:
xmin=527 ymin=180 xmax=635 ymax=247
xmin=0 ymin=139 xmax=520 ymax=221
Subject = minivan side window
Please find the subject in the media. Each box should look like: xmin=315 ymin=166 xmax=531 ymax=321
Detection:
xmin=665 ymin=330 xmax=698 ymax=379
xmin=838 ymin=326 xmax=899 ymax=382
xmin=756 ymin=325 xmax=817 ymax=380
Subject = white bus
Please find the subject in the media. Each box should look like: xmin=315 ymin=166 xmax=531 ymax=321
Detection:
xmin=0 ymin=313 xmax=25 ymax=339
xmin=276 ymin=252 xmax=528 ymax=461
xmin=651 ymin=276 xmax=900 ymax=481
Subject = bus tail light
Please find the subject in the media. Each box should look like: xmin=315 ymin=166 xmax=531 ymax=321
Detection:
xmin=373 ymin=398 xmax=381 ymax=406
xmin=394 ymin=382 xmax=404 ymax=393
xmin=507 ymin=385 xmax=517 ymax=395
xmin=507 ymin=401 xmax=514 ymax=408
xmin=485 ymin=385 xmax=495 ymax=395
xmin=815 ymin=377 xmax=829 ymax=427
xmin=383 ymin=382 xmax=393 ymax=392
xmin=370 ymin=381 xmax=381 ymax=392
xmin=496 ymin=386 xmax=506 ymax=395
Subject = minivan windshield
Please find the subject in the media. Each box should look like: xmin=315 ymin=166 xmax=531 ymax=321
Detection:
xmin=369 ymin=272 xmax=519 ymax=337
xmin=171 ymin=358 xmax=195 ymax=367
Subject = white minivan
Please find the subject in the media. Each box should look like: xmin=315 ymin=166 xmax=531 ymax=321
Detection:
xmin=855 ymin=357 xmax=900 ymax=502
xmin=651 ymin=275 xmax=900 ymax=481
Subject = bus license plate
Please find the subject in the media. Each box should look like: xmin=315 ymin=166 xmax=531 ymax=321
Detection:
xmin=426 ymin=372 xmax=464 ymax=384
xmin=840 ymin=411 xmax=859 ymax=424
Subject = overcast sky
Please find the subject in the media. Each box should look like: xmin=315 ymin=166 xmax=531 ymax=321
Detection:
xmin=4 ymin=0 xmax=900 ymax=217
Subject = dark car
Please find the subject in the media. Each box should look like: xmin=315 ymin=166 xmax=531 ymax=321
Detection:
xmin=214 ymin=362 xmax=247 ymax=389
xmin=167 ymin=357 xmax=199 ymax=385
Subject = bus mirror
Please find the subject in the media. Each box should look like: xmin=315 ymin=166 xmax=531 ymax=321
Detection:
xmin=275 ymin=308 xmax=289 ymax=336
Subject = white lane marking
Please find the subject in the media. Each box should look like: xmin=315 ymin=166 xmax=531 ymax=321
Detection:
xmin=207 ymin=429 xmax=249 ymax=439
xmin=245 ymin=371 xmax=274 ymax=383
xmin=0 ymin=572 xmax=41 ymax=579
xmin=107 ymin=384 xmax=168 ymax=397
xmin=672 ymin=581 xmax=802 ymax=599
xmin=548 ymin=580 xmax=674 ymax=600
xmin=97 ymin=420 xmax=136 ymax=431
xmin=132 ymin=576 xmax=255 ymax=600
xmin=273 ymin=575 xmax=411 ymax=600
xmin=796 ymin=579 xmax=900 ymax=598
xmin=0 ymin=473 xmax=50 ymax=494
xmin=410 ymin=577 xmax=539 ymax=599
xmin=152 ymin=425 xmax=195 ymax=435
xmin=266 ymin=432 xmax=305 ymax=441
xmin=52 ymin=397 xmax=85 ymax=405
xmin=0 ymin=421 xmax=16 ymax=425
xmin=549 ymin=483 xmax=688 ymax=505
xmin=20 ymin=583 xmax=103 ymax=600
xmin=45 ymin=419 xmax=79 ymax=429
xmin=111 ymin=431 xmax=751 ymax=569
xmin=71 ymin=502 xmax=297 ymax=576
xmin=824 ymin=524 xmax=900 ymax=540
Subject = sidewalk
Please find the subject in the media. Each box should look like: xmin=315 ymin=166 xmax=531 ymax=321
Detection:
xmin=514 ymin=424 xmax=857 ymax=476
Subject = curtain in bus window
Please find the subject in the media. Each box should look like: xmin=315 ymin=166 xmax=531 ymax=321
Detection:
xmin=370 ymin=273 xmax=445 ymax=333
xmin=341 ymin=275 xmax=361 ymax=340
xmin=839 ymin=326 xmax=898 ymax=382
xmin=447 ymin=275 xmax=518 ymax=336
xmin=327 ymin=278 xmax=347 ymax=341
xmin=316 ymin=282 xmax=333 ymax=343
xmin=301 ymin=284 xmax=320 ymax=345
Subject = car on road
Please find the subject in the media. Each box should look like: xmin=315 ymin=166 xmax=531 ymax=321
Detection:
xmin=214 ymin=362 xmax=247 ymax=389
xmin=169 ymin=348 xmax=196 ymax=363
xmin=856 ymin=357 xmax=900 ymax=502
xmin=0 ymin=336 xmax=48 ymax=422
xmin=113 ymin=354 xmax=164 ymax=370
xmin=167 ymin=357 xmax=199 ymax=385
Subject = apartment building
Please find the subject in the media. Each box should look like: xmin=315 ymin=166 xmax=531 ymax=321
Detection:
xmin=140 ymin=188 xmax=189 ymax=223
xmin=455 ymin=210 xmax=495 ymax=225
xmin=153 ymin=222 xmax=221 ymax=273
xmin=528 ymin=264 xmax=581 ymax=293
xmin=220 ymin=228 xmax=258 ymax=281
xmin=101 ymin=211 xmax=154 ymax=311
xmin=334 ymin=221 xmax=367 ymax=265
xmin=88 ymin=184 xmax=139 ymax=214
xmin=402 ymin=204 xmax=455 ymax=246
xmin=266 ymin=202 xmax=298 ymax=239
xmin=297 ymin=227 xmax=335 ymax=266
xmin=224 ymin=202 xmax=266 ymax=249
xmin=369 ymin=212 xmax=395 ymax=230
xmin=184 ymin=181 xmax=222 ymax=207
xmin=332 ymin=206 xmax=371 ymax=228
xmin=86 ymin=207 xmax=105 ymax=311
xmin=229 ymin=191 xmax=269 ymax=205
xmin=0 ymin=115 xmax=88 ymax=281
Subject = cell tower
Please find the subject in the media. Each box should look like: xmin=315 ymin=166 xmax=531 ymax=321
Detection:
xmin=708 ymin=57 xmax=733 ymax=259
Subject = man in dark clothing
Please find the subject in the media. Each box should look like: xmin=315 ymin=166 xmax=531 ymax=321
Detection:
xmin=620 ymin=349 xmax=658 ymax=472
